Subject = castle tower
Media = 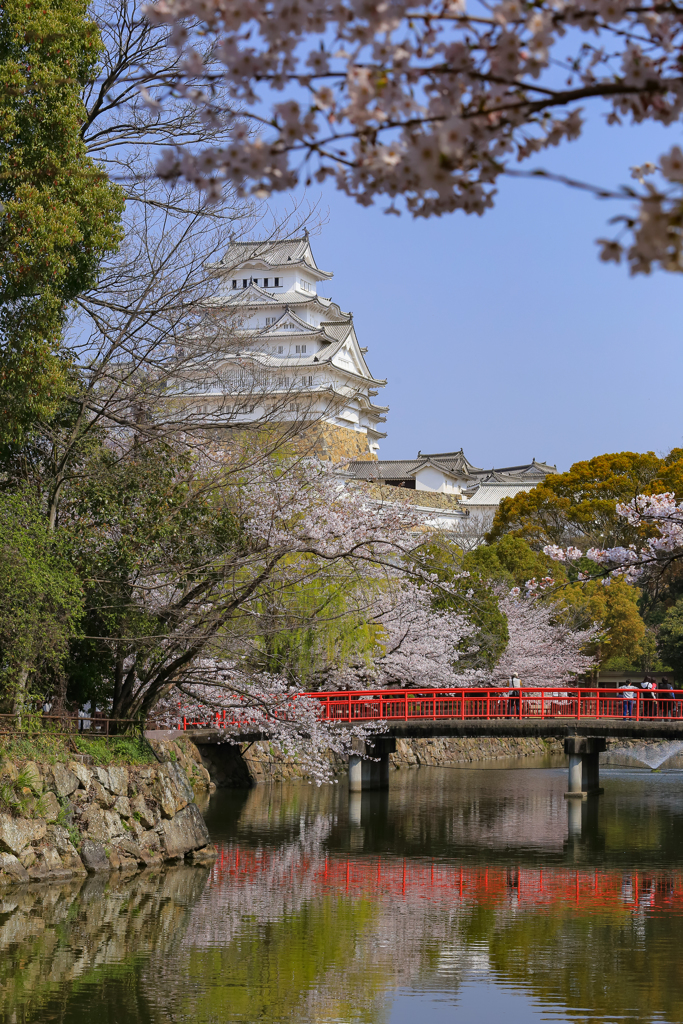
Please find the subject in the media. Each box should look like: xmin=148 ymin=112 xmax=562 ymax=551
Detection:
xmin=202 ymin=235 xmax=388 ymax=459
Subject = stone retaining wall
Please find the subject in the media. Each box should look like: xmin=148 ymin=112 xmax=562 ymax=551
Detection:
xmin=0 ymin=738 xmax=216 ymax=888
xmin=195 ymin=735 xmax=565 ymax=787
xmin=391 ymin=735 xmax=564 ymax=767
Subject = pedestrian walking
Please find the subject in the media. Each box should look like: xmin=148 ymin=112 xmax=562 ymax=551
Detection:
xmin=618 ymin=679 xmax=637 ymax=719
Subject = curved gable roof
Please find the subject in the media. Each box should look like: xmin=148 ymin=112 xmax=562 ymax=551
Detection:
xmin=209 ymin=236 xmax=333 ymax=279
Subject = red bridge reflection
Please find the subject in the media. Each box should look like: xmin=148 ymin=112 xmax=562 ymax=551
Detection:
xmin=210 ymin=846 xmax=683 ymax=913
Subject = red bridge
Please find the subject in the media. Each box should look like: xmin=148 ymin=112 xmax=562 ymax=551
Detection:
xmin=175 ymin=687 xmax=683 ymax=796
xmin=180 ymin=686 xmax=683 ymax=732
xmin=304 ymin=686 xmax=680 ymax=724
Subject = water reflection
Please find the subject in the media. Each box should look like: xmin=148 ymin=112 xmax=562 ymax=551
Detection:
xmin=2 ymin=766 xmax=683 ymax=1024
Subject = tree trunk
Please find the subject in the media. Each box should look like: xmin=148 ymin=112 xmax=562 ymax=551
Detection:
xmin=12 ymin=664 xmax=30 ymax=722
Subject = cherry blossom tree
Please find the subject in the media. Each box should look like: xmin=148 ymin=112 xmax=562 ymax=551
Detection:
xmin=478 ymin=591 xmax=599 ymax=686
xmin=153 ymin=669 xmax=388 ymax=784
xmin=545 ymin=492 xmax=683 ymax=582
xmin=137 ymin=0 xmax=683 ymax=272
xmin=321 ymin=576 xmax=476 ymax=689
xmin=71 ymin=456 xmax=440 ymax=721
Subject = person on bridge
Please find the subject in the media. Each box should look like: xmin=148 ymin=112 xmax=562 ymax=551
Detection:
xmin=640 ymin=677 xmax=657 ymax=718
xmin=618 ymin=680 xmax=637 ymax=719
xmin=660 ymin=677 xmax=675 ymax=718
xmin=508 ymin=673 xmax=521 ymax=716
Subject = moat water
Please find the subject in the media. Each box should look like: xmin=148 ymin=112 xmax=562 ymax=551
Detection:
xmin=3 ymin=760 xmax=683 ymax=1023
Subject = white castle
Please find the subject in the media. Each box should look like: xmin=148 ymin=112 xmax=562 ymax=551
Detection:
xmin=185 ymin=233 xmax=556 ymax=512
xmin=201 ymin=233 xmax=388 ymax=457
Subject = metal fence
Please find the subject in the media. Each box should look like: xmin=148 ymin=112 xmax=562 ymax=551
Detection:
xmin=0 ymin=714 xmax=141 ymax=737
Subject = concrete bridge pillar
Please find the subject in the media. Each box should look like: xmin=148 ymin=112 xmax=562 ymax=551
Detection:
xmin=348 ymin=736 xmax=396 ymax=792
xmin=564 ymin=736 xmax=606 ymax=798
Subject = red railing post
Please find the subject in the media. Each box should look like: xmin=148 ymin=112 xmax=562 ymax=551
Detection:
xmin=486 ymin=690 xmax=490 ymax=720
xmin=404 ymin=690 xmax=408 ymax=721
xmin=577 ymin=690 xmax=581 ymax=720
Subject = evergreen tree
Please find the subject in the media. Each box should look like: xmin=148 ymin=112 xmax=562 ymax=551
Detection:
xmin=0 ymin=0 xmax=123 ymax=448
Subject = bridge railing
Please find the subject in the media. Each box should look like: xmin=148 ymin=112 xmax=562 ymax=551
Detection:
xmin=176 ymin=687 xmax=683 ymax=730
xmin=304 ymin=687 xmax=683 ymax=723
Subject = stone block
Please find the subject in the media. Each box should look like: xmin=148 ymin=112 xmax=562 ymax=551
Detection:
xmin=68 ymin=762 xmax=93 ymax=789
xmin=0 ymin=760 xmax=18 ymax=783
xmin=156 ymin=762 xmax=194 ymax=819
xmin=90 ymin=779 xmax=116 ymax=809
xmin=80 ymin=840 xmax=110 ymax=873
xmin=139 ymin=830 xmax=161 ymax=854
xmin=130 ymin=795 xmax=156 ymax=829
xmin=107 ymin=848 xmax=137 ymax=872
xmin=48 ymin=763 xmax=80 ymax=798
xmin=27 ymin=848 xmax=71 ymax=881
xmin=92 ymin=767 xmax=111 ymax=790
xmin=22 ymin=761 xmax=43 ymax=794
xmin=20 ymin=848 xmax=36 ymax=869
xmin=39 ymin=791 xmax=62 ymax=823
xmin=107 ymin=767 xmax=129 ymax=797
xmin=160 ymin=803 xmax=210 ymax=859
xmin=0 ymin=814 xmax=46 ymax=855
xmin=112 ymin=837 xmax=146 ymax=865
xmin=46 ymin=825 xmax=86 ymax=875
xmin=83 ymin=806 xmax=125 ymax=842
xmin=0 ymin=852 xmax=29 ymax=883
xmin=114 ymin=796 xmax=132 ymax=819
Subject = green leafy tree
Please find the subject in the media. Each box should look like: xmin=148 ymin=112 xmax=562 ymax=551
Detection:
xmin=0 ymin=491 xmax=82 ymax=710
xmin=656 ymin=598 xmax=683 ymax=682
xmin=487 ymin=451 xmax=683 ymax=550
xmin=410 ymin=537 xmax=510 ymax=672
xmin=0 ymin=0 xmax=123 ymax=448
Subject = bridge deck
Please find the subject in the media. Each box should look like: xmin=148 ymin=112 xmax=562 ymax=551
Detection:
xmin=165 ymin=719 xmax=683 ymax=744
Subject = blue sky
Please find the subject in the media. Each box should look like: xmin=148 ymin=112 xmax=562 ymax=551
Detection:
xmin=293 ymin=113 xmax=683 ymax=471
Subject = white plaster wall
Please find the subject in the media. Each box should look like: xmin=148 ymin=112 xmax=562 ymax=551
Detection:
xmin=415 ymin=466 xmax=449 ymax=492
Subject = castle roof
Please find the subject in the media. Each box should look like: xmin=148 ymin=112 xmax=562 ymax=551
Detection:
xmin=347 ymin=450 xmax=557 ymax=486
xmin=208 ymin=236 xmax=334 ymax=280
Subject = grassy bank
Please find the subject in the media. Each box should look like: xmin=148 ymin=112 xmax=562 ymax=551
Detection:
xmin=0 ymin=732 xmax=157 ymax=767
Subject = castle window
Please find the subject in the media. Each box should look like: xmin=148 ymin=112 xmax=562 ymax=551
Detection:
xmin=302 ymin=375 xmax=313 ymax=386
xmin=242 ymin=279 xmax=248 ymax=288
xmin=263 ymin=278 xmax=270 ymax=288
xmin=266 ymin=317 xmax=276 ymax=325
xmin=274 ymin=277 xmax=281 ymax=287
xmin=295 ymin=344 xmax=307 ymax=353
xmin=277 ymin=345 xmax=284 ymax=354
xmin=232 ymin=280 xmax=237 ymax=289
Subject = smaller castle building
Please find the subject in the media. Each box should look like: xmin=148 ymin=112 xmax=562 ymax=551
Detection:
xmin=347 ymin=449 xmax=557 ymax=510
